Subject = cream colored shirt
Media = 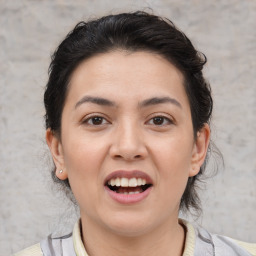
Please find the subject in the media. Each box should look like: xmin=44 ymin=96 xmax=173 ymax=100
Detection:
xmin=14 ymin=219 xmax=256 ymax=256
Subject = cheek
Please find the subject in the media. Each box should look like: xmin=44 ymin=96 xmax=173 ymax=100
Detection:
xmin=62 ymin=136 xmax=107 ymax=213
xmin=151 ymin=135 xmax=193 ymax=199
xmin=63 ymin=131 xmax=105 ymax=168
xmin=152 ymin=135 xmax=193 ymax=174
xmin=61 ymin=133 xmax=108 ymax=193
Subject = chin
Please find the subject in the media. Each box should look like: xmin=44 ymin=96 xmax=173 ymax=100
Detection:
xmin=101 ymin=211 xmax=157 ymax=237
xmin=107 ymin=223 xmax=152 ymax=238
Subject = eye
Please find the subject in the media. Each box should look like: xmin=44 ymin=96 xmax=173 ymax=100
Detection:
xmin=83 ymin=116 xmax=109 ymax=126
xmin=147 ymin=116 xmax=173 ymax=126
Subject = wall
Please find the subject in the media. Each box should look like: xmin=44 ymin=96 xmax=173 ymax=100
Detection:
xmin=0 ymin=0 xmax=255 ymax=254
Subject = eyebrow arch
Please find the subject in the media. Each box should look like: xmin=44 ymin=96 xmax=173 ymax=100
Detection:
xmin=75 ymin=96 xmax=116 ymax=109
xmin=139 ymin=97 xmax=182 ymax=108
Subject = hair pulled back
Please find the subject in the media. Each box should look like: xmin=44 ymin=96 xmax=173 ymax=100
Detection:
xmin=44 ymin=11 xmax=213 ymax=214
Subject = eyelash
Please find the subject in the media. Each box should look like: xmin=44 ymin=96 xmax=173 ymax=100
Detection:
xmin=82 ymin=115 xmax=110 ymax=126
xmin=82 ymin=115 xmax=173 ymax=127
xmin=146 ymin=115 xmax=173 ymax=126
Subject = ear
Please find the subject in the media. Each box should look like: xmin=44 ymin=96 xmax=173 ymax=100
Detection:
xmin=189 ymin=124 xmax=210 ymax=177
xmin=46 ymin=128 xmax=68 ymax=180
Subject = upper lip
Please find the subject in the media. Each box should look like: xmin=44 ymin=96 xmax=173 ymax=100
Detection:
xmin=104 ymin=170 xmax=153 ymax=185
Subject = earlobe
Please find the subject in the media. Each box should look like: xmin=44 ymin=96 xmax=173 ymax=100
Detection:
xmin=189 ymin=124 xmax=210 ymax=177
xmin=46 ymin=129 xmax=68 ymax=180
xmin=55 ymin=169 xmax=68 ymax=180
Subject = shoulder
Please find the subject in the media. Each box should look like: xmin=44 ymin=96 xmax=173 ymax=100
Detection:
xmin=196 ymin=224 xmax=256 ymax=256
xmin=13 ymin=243 xmax=43 ymax=256
xmin=180 ymin=219 xmax=256 ymax=256
xmin=13 ymin=220 xmax=82 ymax=256
xmin=229 ymin=238 xmax=256 ymax=256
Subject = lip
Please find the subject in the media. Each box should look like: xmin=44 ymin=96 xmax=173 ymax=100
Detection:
xmin=105 ymin=185 xmax=152 ymax=204
xmin=104 ymin=170 xmax=153 ymax=185
xmin=104 ymin=170 xmax=153 ymax=204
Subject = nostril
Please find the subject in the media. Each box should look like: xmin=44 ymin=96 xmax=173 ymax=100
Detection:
xmin=114 ymin=155 xmax=123 ymax=159
xmin=109 ymin=136 xmax=148 ymax=160
xmin=113 ymin=154 xmax=142 ymax=160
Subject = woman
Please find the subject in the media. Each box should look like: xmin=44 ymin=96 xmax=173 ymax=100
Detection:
xmin=15 ymin=11 xmax=256 ymax=256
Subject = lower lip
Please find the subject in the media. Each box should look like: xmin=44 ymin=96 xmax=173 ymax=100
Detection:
xmin=105 ymin=186 xmax=152 ymax=204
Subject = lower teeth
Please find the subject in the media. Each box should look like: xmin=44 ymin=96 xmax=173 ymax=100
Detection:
xmin=107 ymin=184 xmax=151 ymax=194
xmin=117 ymin=191 xmax=140 ymax=194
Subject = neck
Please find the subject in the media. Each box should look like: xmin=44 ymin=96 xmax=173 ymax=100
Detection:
xmin=80 ymin=215 xmax=185 ymax=256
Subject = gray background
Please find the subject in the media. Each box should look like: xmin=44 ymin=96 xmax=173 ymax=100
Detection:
xmin=0 ymin=0 xmax=255 ymax=255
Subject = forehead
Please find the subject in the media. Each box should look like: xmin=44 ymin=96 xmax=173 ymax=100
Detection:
xmin=66 ymin=51 xmax=189 ymax=109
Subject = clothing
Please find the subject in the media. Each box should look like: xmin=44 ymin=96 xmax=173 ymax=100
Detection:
xmin=14 ymin=219 xmax=256 ymax=256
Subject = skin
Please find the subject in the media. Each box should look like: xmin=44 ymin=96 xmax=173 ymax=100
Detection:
xmin=46 ymin=51 xmax=210 ymax=256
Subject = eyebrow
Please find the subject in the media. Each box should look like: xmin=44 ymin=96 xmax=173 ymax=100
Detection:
xmin=75 ymin=96 xmax=116 ymax=109
xmin=75 ymin=95 xmax=182 ymax=109
xmin=139 ymin=96 xmax=182 ymax=108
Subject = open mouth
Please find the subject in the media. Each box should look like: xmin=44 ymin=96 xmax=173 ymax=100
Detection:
xmin=105 ymin=177 xmax=152 ymax=194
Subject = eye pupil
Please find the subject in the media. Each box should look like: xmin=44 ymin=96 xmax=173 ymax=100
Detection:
xmin=92 ymin=117 xmax=103 ymax=125
xmin=153 ymin=117 xmax=164 ymax=125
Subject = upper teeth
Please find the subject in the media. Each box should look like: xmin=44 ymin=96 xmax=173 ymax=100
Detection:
xmin=108 ymin=177 xmax=147 ymax=187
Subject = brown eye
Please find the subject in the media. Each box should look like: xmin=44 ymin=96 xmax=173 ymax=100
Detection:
xmin=83 ymin=116 xmax=108 ymax=126
xmin=91 ymin=117 xmax=104 ymax=125
xmin=147 ymin=116 xmax=172 ymax=126
xmin=153 ymin=117 xmax=164 ymax=125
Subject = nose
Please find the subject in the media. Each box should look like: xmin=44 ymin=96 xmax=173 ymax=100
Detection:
xmin=109 ymin=121 xmax=148 ymax=161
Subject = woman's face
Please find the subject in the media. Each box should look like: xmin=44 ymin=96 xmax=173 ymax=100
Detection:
xmin=47 ymin=51 xmax=209 ymax=236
